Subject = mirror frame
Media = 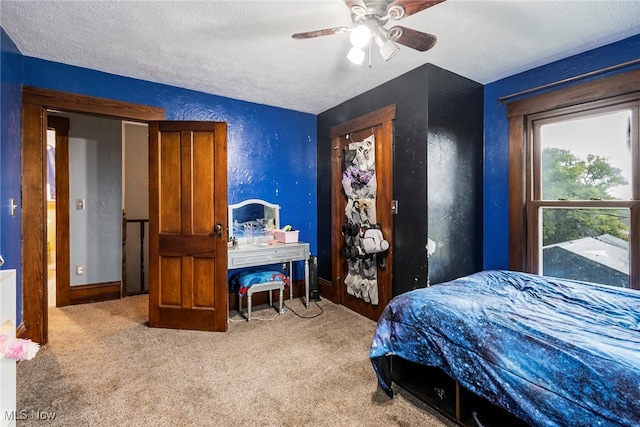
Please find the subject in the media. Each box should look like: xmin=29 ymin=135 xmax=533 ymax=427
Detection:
xmin=228 ymin=199 xmax=280 ymax=240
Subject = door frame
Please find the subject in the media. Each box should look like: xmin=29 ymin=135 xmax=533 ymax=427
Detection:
xmin=21 ymin=86 xmax=165 ymax=344
xmin=46 ymin=115 xmax=71 ymax=307
xmin=330 ymin=104 xmax=396 ymax=321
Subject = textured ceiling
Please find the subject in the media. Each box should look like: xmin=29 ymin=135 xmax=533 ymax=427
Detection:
xmin=2 ymin=0 xmax=640 ymax=114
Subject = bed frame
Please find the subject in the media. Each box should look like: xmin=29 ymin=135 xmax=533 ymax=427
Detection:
xmin=391 ymin=357 xmax=529 ymax=427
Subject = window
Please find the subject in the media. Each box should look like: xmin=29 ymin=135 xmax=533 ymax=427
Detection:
xmin=508 ymin=70 xmax=640 ymax=290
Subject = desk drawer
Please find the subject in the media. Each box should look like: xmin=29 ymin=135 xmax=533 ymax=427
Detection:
xmin=228 ymin=244 xmax=309 ymax=269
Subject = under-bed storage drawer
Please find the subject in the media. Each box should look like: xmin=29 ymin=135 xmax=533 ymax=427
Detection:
xmin=390 ymin=357 xmax=529 ymax=427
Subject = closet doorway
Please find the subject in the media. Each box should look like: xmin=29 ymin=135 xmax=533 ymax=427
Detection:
xmin=330 ymin=105 xmax=396 ymax=321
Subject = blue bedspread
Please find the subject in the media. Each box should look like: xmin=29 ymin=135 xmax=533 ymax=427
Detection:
xmin=370 ymin=270 xmax=640 ymax=426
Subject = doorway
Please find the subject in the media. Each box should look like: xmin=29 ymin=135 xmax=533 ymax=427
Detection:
xmin=45 ymin=114 xmax=150 ymax=308
xmin=122 ymin=121 xmax=150 ymax=297
xmin=330 ymin=105 xmax=396 ymax=321
xmin=21 ymin=86 xmax=165 ymax=344
xmin=46 ymin=115 xmax=69 ymax=308
xmin=46 ymin=126 xmax=57 ymax=307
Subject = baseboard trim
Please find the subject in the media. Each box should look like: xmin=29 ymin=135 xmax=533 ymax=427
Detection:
xmin=319 ymin=277 xmax=337 ymax=303
xmin=69 ymin=281 xmax=121 ymax=305
xmin=16 ymin=322 xmax=28 ymax=339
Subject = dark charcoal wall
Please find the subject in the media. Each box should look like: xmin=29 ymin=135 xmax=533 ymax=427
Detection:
xmin=317 ymin=63 xmax=483 ymax=296
xmin=425 ymin=65 xmax=484 ymax=285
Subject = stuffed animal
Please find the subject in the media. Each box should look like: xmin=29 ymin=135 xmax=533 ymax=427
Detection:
xmin=0 ymin=320 xmax=40 ymax=361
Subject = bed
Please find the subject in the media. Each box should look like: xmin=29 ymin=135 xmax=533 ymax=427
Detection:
xmin=369 ymin=270 xmax=640 ymax=426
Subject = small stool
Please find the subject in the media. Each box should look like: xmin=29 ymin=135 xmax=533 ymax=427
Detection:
xmin=239 ymin=280 xmax=285 ymax=321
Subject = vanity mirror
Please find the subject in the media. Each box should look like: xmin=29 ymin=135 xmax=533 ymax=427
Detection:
xmin=228 ymin=199 xmax=280 ymax=242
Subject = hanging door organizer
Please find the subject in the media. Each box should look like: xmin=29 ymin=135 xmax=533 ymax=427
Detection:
xmin=341 ymin=134 xmax=389 ymax=305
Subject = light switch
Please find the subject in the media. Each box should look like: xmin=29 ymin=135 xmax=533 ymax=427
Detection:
xmin=75 ymin=199 xmax=85 ymax=210
xmin=9 ymin=198 xmax=17 ymax=216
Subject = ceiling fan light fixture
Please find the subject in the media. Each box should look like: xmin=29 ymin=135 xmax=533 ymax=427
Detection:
xmin=375 ymin=33 xmax=400 ymax=61
xmin=350 ymin=24 xmax=372 ymax=49
xmin=347 ymin=46 xmax=365 ymax=65
xmin=347 ymin=46 xmax=366 ymax=65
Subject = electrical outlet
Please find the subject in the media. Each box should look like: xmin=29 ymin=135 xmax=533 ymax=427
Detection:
xmin=76 ymin=265 xmax=85 ymax=276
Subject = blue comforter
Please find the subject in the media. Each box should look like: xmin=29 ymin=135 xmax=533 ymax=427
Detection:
xmin=370 ymin=270 xmax=640 ymax=426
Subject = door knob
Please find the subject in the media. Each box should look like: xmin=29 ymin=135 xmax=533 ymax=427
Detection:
xmin=212 ymin=222 xmax=223 ymax=239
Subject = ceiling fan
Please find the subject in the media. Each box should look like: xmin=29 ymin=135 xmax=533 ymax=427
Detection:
xmin=292 ymin=0 xmax=445 ymax=65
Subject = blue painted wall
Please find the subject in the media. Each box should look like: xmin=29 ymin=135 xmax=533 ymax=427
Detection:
xmin=483 ymin=34 xmax=640 ymax=270
xmin=22 ymin=57 xmax=318 ymax=236
xmin=1 ymin=28 xmax=24 ymax=322
xmin=1 ymin=27 xmax=317 ymax=325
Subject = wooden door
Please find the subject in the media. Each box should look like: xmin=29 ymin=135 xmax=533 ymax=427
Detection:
xmin=330 ymin=105 xmax=395 ymax=321
xmin=148 ymin=121 xmax=228 ymax=331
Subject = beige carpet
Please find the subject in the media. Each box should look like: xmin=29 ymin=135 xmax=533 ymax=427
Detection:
xmin=17 ymin=296 xmax=455 ymax=427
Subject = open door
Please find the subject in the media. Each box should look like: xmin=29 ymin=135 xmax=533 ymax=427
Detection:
xmin=330 ymin=105 xmax=395 ymax=322
xmin=148 ymin=121 xmax=228 ymax=332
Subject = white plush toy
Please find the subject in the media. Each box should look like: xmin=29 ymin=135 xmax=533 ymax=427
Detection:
xmin=0 ymin=320 xmax=40 ymax=361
